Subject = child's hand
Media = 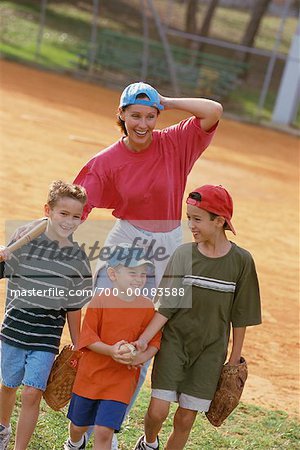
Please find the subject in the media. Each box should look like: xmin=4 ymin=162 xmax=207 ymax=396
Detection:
xmin=9 ymin=219 xmax=41 ymax=241
xmin=129 ymin=350 xmax=146 ymax=367
xmin=0 ymin=246 xmax=12 ymax=262
xmin=131 ymin=338 xmax=148 ymax=352
xmin=70 ymin=343 xmax=79 ymax=351
xmin=110 ymin=341 xmax=135 ymax=365
xmin=127 ymin=345 xmax=157 ymax=369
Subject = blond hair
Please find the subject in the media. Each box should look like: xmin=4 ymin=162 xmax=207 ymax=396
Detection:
xmin=47 ymin=180 xmax=87 ymax=208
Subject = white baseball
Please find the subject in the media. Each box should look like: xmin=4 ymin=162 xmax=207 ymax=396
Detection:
xmin=119 ymin=343 xmax=137 ymax=356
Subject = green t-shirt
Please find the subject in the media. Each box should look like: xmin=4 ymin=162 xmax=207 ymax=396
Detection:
xmin=151 ymin=242 xmax=261 ymax=400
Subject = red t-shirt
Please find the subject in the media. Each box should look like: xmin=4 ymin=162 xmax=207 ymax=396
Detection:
xmin=73 ymin=294 xmax=161 ymax=404
xmin=74 ymin=117 xmax=217 ymax=231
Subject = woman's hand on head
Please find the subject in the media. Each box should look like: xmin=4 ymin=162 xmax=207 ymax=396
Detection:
xmin=158 ymin=94 xmax=169 ymax=110
xmin=157 ymin=95 xmax=223 ymax=130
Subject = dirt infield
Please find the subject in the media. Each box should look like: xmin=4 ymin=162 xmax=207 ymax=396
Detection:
xmin=0 ymin=60 xmax=299 ymax=417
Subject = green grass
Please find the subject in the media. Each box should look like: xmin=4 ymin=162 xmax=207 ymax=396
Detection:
xmin=8 ymin=385 xmax=300 ymax=449
xmin=227 ymin=86 xmax=300 ymax=128
xmin=226 ymin=86 xmax=277 ymax=120
xmin=0 ymin=1 xmax=90 ymax=69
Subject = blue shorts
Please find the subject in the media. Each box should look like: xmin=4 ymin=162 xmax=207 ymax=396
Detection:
xmin=67 ymin=393 xmax=127 ymax=431
xmin=0 ymin=341 xmax=55 ymax=391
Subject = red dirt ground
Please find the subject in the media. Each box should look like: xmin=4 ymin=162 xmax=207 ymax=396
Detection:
xmin=0 ymin=60 xmax=299 ymax=417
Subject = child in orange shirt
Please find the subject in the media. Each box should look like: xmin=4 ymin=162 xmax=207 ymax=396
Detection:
xmin=64 ymin=244 xmax=161 ymax=450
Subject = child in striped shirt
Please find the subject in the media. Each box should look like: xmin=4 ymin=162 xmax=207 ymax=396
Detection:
xmin=0 ymin=180 xmax=92 ymax=450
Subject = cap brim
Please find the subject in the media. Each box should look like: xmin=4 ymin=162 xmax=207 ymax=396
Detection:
xmin=127 ymin=259 xmax=154 ymax=268
xmin=225 ymin=219 xmax=236 ymax=235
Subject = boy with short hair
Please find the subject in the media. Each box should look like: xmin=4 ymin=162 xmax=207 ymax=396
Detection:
xmin=133 ymin=184 xmax=262 ymax=450
xmin=0 ymin=180 xmax=92 ymax=450
xmin=64 ymin=244 xmax=161 ymax=450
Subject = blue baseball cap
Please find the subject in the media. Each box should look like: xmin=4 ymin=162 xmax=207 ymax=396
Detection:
xmin=119 ymin=82 xmax=164 ymax=110
xmin=107 ymin=243 xmax=154 ymax=268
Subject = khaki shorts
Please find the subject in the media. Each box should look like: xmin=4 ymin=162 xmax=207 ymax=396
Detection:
xmin=151 ymin=389 xmax=211 ymax=412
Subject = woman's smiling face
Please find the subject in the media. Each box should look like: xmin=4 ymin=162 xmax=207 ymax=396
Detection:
xmin=120 ymin=103 xmax=159 ymax=151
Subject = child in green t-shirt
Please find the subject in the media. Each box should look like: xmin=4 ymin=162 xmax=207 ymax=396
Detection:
xmin=133 ymin=184 xmax=262 ymax=450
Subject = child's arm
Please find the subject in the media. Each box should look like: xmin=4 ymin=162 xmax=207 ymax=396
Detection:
xmin=87 ymin=340 xmax=134 ymax=363
xmin=228 ymin=326 xmax=246 ymax=365
xmin=131 ymin=345 xmax=159 ymax=367
xmin=133 ymin=311 xmax=168 ymax=351
xmin=66 ymin=310 xmax=82 ymax=349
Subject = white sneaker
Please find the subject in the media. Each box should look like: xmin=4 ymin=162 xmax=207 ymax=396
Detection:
xmin=0 ymin=425 xmax=11 ymax=450
xmin=134 ymin=435 xmax=160 ymax=450
xmin=63 ymin=432 xmax=87 ymax=449
xmin=111 ymin=433 xmax=119 ymax=450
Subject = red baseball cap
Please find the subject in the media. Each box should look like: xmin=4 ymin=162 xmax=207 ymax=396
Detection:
xmin=186 ymin=185 xmax=236 ymax=235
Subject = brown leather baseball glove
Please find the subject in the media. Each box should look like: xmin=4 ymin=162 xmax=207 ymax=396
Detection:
xmin=205 ymin=357 xmax=248 ymax=427
xmin=43 ymin=345 xmax=82 ymax=411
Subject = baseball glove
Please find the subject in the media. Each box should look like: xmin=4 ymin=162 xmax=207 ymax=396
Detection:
xmin=43 ymin=345 xmax=82 ymax=411
xmin=205 ymin=357 xmax=248 ymax=427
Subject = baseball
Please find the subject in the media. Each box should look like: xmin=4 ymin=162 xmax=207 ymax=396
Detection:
xmin=119 ymin=343 xmax=137 ymax=356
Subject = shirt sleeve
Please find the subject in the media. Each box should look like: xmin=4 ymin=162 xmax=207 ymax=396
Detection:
xmin=77 ymin=297 xmax=103 ymax=350
xmin=156 ymin=248 xmax=187 ymax=319
xmin=231 ymin=252 xmax=262 ymax=327
xmin=164 ymin=116 xmax=218 ymax=175
xmin=2 ymin=253 xmax=19 ymax=280
xmin=73 ymin=156 xmax=119 ymax=221
xmin=67 ymin=250 xmax=93 ymax=311
xmin=144 ymin=308 xmax=162 ymax=350
xmin=0 ymin=261 xmax=5 ymax=279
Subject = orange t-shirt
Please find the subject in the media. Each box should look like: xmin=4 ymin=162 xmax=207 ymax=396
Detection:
xmin=73 ymin=293 xmax=161 ymax=404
